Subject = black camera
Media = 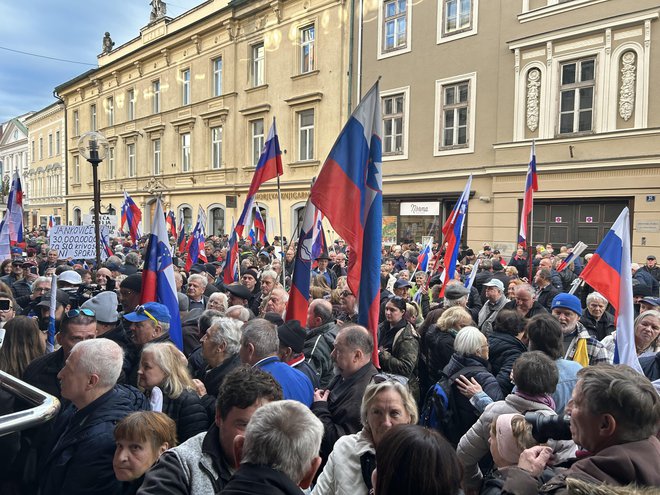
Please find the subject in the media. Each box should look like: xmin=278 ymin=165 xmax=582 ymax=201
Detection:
xmin=524 ymin=412 xmax=572 ymax=443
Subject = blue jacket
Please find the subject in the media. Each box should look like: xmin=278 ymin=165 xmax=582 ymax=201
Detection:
xmin=256 ymin=356 xmax=314 ymax=407
xmin=39 ymin=385 xmax=149 ymax=495
xmin=553 ymin=358 xmax=582 ymax=416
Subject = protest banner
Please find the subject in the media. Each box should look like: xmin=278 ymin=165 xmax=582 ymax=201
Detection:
xmin=48 ymin=225 xmax=109 ymax=259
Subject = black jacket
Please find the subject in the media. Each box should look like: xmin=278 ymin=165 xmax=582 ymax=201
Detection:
xmin=420 ymin=327 xmax=455 ymax=394
xmin=537 ymin=284 xmax=561 ymax=312
xmin=23 ymin=347 xmax=65 ymax=400
xmin=503 ymin=300 xmax=548 ymax=319
xmin=640 ymin=353 xmax=660 ymax=381
xmin=580 ymin=309 xmax=616 ymax=341
xmin=487 ymin=332 xmax=527 ymax=395
xmin=161 ymin=389 xmax=210 ymax=442
xmin=223 ymin=463 xmax=305 ymax=495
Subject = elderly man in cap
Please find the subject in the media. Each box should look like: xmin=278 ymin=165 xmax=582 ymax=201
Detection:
xmin=312 ymin=252 xmax=337 ymax=289
xmin=640 ymin=296 xmax=660 ymax=314
xmin=445 ymin=281 xmax=479 ymax=323
xmin=1 ymin=257 xmax=25 ymax=288
xmin=478 ymin=279 xmax=509 ymax=335
xmin=551 ymin=293 xmax=609 ymax=366
xmin=278 ymin=320 xmax=319 ymax=388
xmin=225 ymin=282 xmax=253 ymax=309
xmin=640 ymin=255 xmax=660 ymax=295
xmin=118 ymin=274 xmax=142 ymax=314
xmin=240 ymin=268 xmax=261 ymax=309
xmin=393 ymin=277 xmax=412 ymax=300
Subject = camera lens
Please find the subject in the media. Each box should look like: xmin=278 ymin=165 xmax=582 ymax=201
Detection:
xmin=524 ymin=412 xmax=572 ymax=443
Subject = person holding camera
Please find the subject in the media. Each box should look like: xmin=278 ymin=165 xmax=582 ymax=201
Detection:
xmin=500 ymin=365 xmax=660 ymax=494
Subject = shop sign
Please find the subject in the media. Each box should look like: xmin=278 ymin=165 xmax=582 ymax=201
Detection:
xmin=400 ymin=202 xmax=440 ymax=216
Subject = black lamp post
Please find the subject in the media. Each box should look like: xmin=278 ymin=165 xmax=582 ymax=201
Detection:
xmin=77 ymin=131 xmax=109 ymax=269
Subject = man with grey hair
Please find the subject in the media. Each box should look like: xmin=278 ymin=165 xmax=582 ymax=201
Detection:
xmin=264 ymin=287 xmax=289 ymax=317
xmin=226 ymin=304 xmax=250 ymax=322
xmin=503 ymin=283 xmax=548 ymax=319
xmin=226 ymin=400 xmax=323 ymax=493
xmin=39 ymin=339 xmax=148 ymax=495
xmin=579 ymin=292 xmax=615 ymax=340
xmin=478 ymin=279 xmax=509 ymax=335
xmin=187 ymin=273 xmax=209 ymax=310
xmin=445 ymin=281 xmax=479 ymax=323
xmin=304 ymin=299 xmax=338 ymax=388
xmin=240 ymin=318 xmax=313 ymax=406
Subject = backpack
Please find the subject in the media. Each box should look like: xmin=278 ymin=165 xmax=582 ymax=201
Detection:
xmin=419 ymin=366 xmax=483 ymax=445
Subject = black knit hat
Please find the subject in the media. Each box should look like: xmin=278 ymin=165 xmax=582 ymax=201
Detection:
xmin=277 ymin=320 xmax=305 ymax=354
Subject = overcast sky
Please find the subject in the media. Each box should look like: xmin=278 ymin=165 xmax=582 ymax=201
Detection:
xmin=0 ymin=0 xmax=201 ymax=122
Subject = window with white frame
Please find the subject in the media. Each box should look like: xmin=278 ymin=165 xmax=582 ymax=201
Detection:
xmin=128 ymin=89 xmax=135 ymax=120
xmin=31 ymin=140 xmax=35 ymax=162
xmin=558 ymin=58 xmax=595 ymax=135
xmin=127 ymin=143 xmax=136 ymax=177
xmin=108 ymin=147 xmax=115 ymax=179
xmin=90 ymin=104 xmax=97 ymax=131
xmin=298 ymin=109 xmax=314 ymax=161
xmin=181 ymin=133 xmax=191 ymax=172
xmin=251 ymin=119 xmax=265 ymax=166
xmin=300 ymin=25 xmax=315 ymax=74
xmin=39 ymin=137 xmax=43 ymax=160
xmin=383 ymin=0 xmax=408 ymax=53
xmin=55 ymin=131 xmax=61 ymax=155
xmin=153 ymin=139 xmax=162 ymax=175
xmin=73 ymin=110 xmax=79 ymax=135
xmin=444 ymin=0 xmax=472 ymax=34
xmin=382 ymin=92 xmax=406 ymax=155
xmin=435 ymin=73 xmax=476 ymax=155
xmin=213 ymin=58 xmax=223 ymax=96
xmin=107 ymin=97 xmax=114 ymax=126
xmin=48 ymin=134 xmax=53 ymax=157
xmin=181 ymin=69 xmax=191 ymax=105
xmin=152 ymin=80 xmax=161 ymax=114
xmin=211 ymin=126 xmax=222 ymax=169
xmin=74 ymin=155 xmax=80 ymax=183
xmin=252 ymin=43 xmax=265 ymax=86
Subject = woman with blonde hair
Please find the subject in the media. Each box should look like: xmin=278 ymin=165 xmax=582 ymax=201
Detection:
xmin=138 ymin=342 xmax=210 ymax=441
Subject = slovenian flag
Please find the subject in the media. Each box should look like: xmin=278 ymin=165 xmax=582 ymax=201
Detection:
xmin=121 ymin=191 xmax=142 ymax=247
xmin=417 ymin=237 xmax=433 ymax=273
xmin=518 ymin=142 xmax=538 ymax=249
xmin=310 ymin=82 xmax=383 ymax=366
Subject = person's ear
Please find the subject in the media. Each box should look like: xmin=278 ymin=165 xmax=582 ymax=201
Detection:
xmin=88 ymin=373 xmax=100 ymax=389
xmin=299 ymin=456 xmax=322 ymax=489
xmin=232 ymin=435 xmax=245 ymax=469
xmin=158 ymin=443 xmax=169 ymax=455
xmin=600 ymin=413 xmax=617 ymax=438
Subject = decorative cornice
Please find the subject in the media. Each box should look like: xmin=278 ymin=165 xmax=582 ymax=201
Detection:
xmin=134 ymin=61 xmax=143 ymax=76
xmin=170 ymin=116 xmax=196 ymax=132
xmin=199 ymin=108 xmax=230 ymax=125
xmin=239 ymin=103 xmax=271 ymax=116
xmin=161 ymin=48 xmax=171 ymax=66
xmin=191 ymin=35 xmax=202 ymax=54
xmin=284 ymin=91 xmax=323 ymax=107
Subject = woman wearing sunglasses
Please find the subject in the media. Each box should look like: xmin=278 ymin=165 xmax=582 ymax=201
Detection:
xmin=377 ymin=296 xmax=420 ymax=401
xmin=137 ymin=342 xmax=210 ymax=442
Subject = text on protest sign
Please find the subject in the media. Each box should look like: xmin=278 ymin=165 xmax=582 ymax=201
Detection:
xmin=48 ymin=225 xmax=109 ymax=259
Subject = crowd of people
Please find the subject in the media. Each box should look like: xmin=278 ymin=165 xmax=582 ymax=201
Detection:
xmin=0 ymin=230 xmax=658 ymax=495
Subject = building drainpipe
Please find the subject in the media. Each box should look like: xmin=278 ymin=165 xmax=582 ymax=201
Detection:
xmin=53 ymin=91 xmax=67 ymax=224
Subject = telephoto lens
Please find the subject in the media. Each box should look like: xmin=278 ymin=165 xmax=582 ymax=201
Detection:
xmin=524 ymin=412 xmax=572 ymax=443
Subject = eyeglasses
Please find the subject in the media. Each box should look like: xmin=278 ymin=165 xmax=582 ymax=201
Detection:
xmin=371 ymin=373 xmax=409 ymax=386
xmin=340 ymin=291 xmax=354 ymax=298
xmin=33 ymin=287 xmax=49 ymax=293
xmin=135 ymin=305 xmax=158 ymax=325
xmin=64 ymin=308 xmax=95 ymax=319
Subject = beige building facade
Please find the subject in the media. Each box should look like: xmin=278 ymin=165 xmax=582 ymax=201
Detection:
xmin=356 ymin=0 xmax=660 ymax=260
xmin=24 ymin=103 xmax=66 ymax=228
xmin=55 ymin=0 xmax=351 ymax=239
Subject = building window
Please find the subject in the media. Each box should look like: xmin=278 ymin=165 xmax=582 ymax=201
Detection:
xmin=73 ymin=208 xmax=81 ymax=225
xmin=48 ymin=134 xmax=53 ymax=157
xmin=251 ymin=119 xmax=265 ymax=166
xmin=152 ymin=80 xmax=161 ymax=114
xmin=31 ymin=140 xmax=35 ymax=162
xmin=213 ymin=58 xmax=222 ymax=96
xmin=128 ymin=89 xmax=136 ymax=120
xmin=181 ymin=69 xmax=191 ymax=105
xmin=444 ymin=0 xmax=472 ymax=33
xmin=300 ymin=25 xmax=315 ymax=74
xmin=108 ymin=147 xmax=115 ymax=179
xmin=55 ymin=131 xmax=61 ymax=155
xmin=211 ymin=126 xmax=222 ymax=169
xmin=90 ymin=104 xmax=97 ymax=131
xmin=180 ymin=206 xmax=193 ymax=232
xmin=298 ymin=109 xmax=314 ymax=161
xmin=127 ymin=143 xmax=136 ymax=177
xmin=39 ymin=137 xmax=43 ymax=160
xmin=383 ymin=0 xmax=407 ymax=53
xmin=107 ymin=97 xmax=114 ymax=126
xmin=559 ymin=58 xmax=595 ymax=135
xmin=73 ymin=110 xmax=79 ymax=135
xmin=181 ymin=133 xmax=191 ymax=172
xmin=382 ymin=92 xmax=405 ymax=156
xmin=153 ymin=139 xmax=161 ymax=175
xmin=434 ymin=73 xmax=476 ymax=155
xmin=74 ymin=155 xmax=80 ymax=183
xmin=252 ymin=43 xmax=265 ymax=86
xmin=209 ymin=207 xmax=225 ymax=236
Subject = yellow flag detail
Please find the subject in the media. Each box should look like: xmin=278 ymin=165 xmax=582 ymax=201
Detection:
xmin=574 ymin=338 xmax=589 ymax=367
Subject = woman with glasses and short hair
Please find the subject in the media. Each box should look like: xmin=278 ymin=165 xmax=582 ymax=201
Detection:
xmin=313 ymin=378 xmax=419 ymax=495
xmin=377 ymin=296 xmax=420 ymax=401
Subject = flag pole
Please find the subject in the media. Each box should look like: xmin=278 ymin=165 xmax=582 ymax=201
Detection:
xmin=276 ymin=174 xmax=285 ymax=288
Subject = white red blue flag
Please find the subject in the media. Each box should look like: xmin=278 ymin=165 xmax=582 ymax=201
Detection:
xmin=435 ymin=176 xmax=472 ymax=297
xmin=184 ymin=208 xmax=208 ymax=271
xmin=101 ymin=227 xmax=113 ymax=260
xmin=236 ymin=119 xmax=283 ymax=237
xmin=310 ymin=82 xmax=382 ymax=365
xmin=223 ymin=218 xmax=240 ymax=285
xmin=286 ymin=199 xmax=324 ymax=324
xmin=121 ymin=191 xmax=142 ymax=247
xmin=557 ymin=241 xmax=588 ymax=272
xmin=0 ymin=171 xmax=24 ymax=261
xmin=248 ymin=228 xmax=256 ymax=245
xmin=253 ymin=208 xmax=268 ymax=245
xmin=417 ymin=237 xmax=434 ymax=273
xmin=48 ymin=215 xmax=56 ymax=230
xmin=176 ymin=222 xmax=186 ymax=254
xmin=518 ymin=141 xmax=538 ymax=249
xmin=579 ymin=208 xmax=640 ymax=372
xmin=464 ymin=258 xmax=481 ymax=291
xmin=166 ymin=210 xmax=177 ymax=239
xmin=141 ymin=198 xmax=183 ymax=350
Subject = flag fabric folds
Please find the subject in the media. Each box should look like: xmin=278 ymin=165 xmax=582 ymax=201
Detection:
xmin=223 ymin=219 xmax=240 ymax=285
xmin=557 ymin=241 xmax=588 ymax=272
xmin=176 ymin=223 xmax=186 ymax=254
xmin=286 ymin=199 xmax=324 ymax=324
xmin=184 ymin=208 xmax=208 ymax=271
xmin=436 ymin=175 xmax=472 ymax=298
xmin=253 ymin=208 xmax=268 ymax=246
xmin=578 ymin=207 xmax=640 ymax=372
xmin=121 ymin=191 xmax=142 ymax=247
xmin=310 ymin=82 xmax=383 ymax=365
xmin=100 ymin=228 xmax=113 ymax=260
xmin=236 ymin=119 xmax=283 ymax=237
xmin=518 ymin=142 xmax=538 ymax=249
xmin=0 ymin=171 xmax=24 ymax=261
xmin=465 ymin=259 xmax=481 ymax=291
xmin=166 ymin=210 xmax=177 ymax=239
xmin=417 ymin=237 xmax=434 ymax=273
xmin=141 ymin=199 xmax=183 ymax=350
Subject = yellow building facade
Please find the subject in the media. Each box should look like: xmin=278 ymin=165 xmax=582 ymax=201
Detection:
xmin=55 ymin=0 xmax=351 ymax=240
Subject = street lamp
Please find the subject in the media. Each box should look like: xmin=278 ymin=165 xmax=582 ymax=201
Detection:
xmin=77 ymin=131 xmax=109 ymax=269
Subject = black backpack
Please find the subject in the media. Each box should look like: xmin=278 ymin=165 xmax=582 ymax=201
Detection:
xmin=419 ymin=366 xmax=482 ymax=445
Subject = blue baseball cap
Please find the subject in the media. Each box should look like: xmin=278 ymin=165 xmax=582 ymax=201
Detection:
xmin=551 ymin=293 xmax=582 ymax=315
xmin=123 ymin=302 xmax=171 ymax=323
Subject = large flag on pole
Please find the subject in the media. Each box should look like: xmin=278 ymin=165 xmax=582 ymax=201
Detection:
xmin=518 ymin=141 xmax=538 ymax=249
xmin=223 ymin=218 xmax=240 ymax=285
xmin=236 ymin=119 xmax=283 ymax=237
xmin=310 ymin=82 xmax=382 ymax=366
xmin=286 ymin=199 xmax=324 ymax=324
xmin=184 ymin=207 xmax=208 ymax=271
xmin=0 ymin=171 xmax=24 ymax=261
xmin=436 ymin=175 xmax=472 ymax=297
xmin=141 ymin=198 xmax=183 ymax=350
xmin=578 ymin=208 xmax=640 ymax=372
xmin=121 ymin=191 xmax=142 ymax=247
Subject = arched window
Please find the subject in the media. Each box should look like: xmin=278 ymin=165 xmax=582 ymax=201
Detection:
xmin=291 ymin=202 xmax=306 ymax=238
xmin=179 ymin=205 xmax=193 ymax=233
xmin=73 ymin=208 xmax=82 ymax=226
xmin=208 ymin=206 xmax=225 ymax=236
